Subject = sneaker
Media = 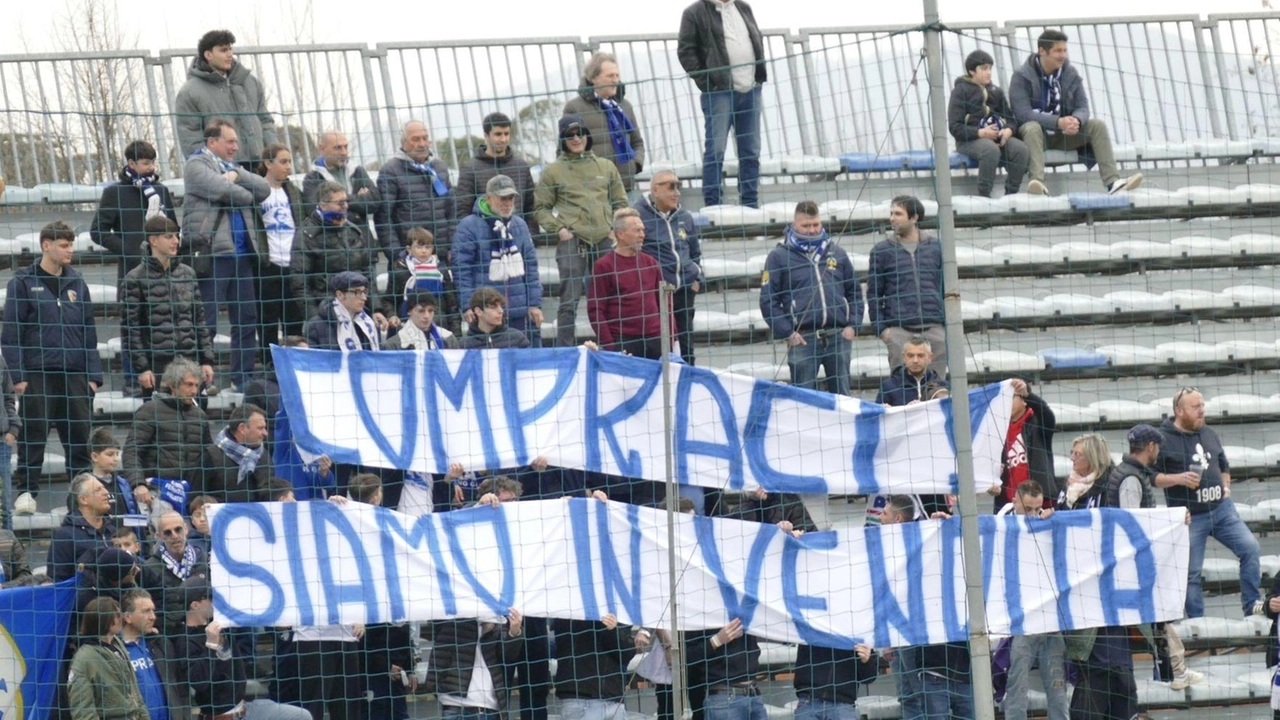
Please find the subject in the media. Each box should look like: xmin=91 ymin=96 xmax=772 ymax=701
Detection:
xmin=1170 ymin=669 xmax=1206 ymax=690
xmin=1108 ymin=173 xmax=1144 ymax=194
xmin=1028 ymin=179 xmax=1049 ymax=195
xmin=13 ymin=492 xmax=36 ymax=516
xmin=1249 ymin=599 xmax=1267 ymax=616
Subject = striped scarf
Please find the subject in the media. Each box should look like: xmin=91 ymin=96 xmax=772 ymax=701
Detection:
xmin=1036 ymin=57 xmax=1063 ymax=117
xmin=395 ymin=151 xmax=450 ymax=196
xmin=158 ymin=543 xmax=199 ymax=581
xmin=599 ymin=96 xmax=636 ymax=165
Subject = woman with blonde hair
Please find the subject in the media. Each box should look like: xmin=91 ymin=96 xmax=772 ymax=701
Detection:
xmin=1059 ymin=433 xmax=1113 ymax=509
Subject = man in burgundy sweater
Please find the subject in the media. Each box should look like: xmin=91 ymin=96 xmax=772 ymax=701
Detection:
xmin=588 ymin=208 xmax=675 ymax=360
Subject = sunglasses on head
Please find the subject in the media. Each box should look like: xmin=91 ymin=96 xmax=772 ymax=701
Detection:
xmin=1173 ymin=386 xmax=1200 ymax=407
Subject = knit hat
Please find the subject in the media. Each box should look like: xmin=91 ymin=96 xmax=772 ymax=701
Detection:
xmin=558 ymin=114 xmax=593 ymax=153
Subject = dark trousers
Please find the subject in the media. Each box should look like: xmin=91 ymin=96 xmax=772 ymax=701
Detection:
xmin=16 ymin=370 xmax=93 ymax=492
xmin=615 ymin=335 xmax=664 ymax=361
xmin=673 ymin=285 xmax=697 ymax=365
xmin=295 ymin=640 xmax=365 ymax=720
xmin=654 ymin=683 xmax=674 ymax=720
xmin=258 ymin=262 xmax=306 ymax=364
xmin=199 ymin=254 xmax=258 ymax=387
xmin=518 ymin=617 xmax=551 ymax=720
xmin=1068 ymin=662 xmax=1136 ymax=720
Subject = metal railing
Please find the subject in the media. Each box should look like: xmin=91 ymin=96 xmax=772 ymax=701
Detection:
xmin=0 ymin=12 xmax=1277 ymax=188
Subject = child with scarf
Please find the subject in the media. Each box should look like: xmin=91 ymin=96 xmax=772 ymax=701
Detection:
xmin=303 ymin=272 xmax=383 ymax=351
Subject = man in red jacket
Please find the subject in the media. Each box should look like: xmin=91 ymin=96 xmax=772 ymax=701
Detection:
xmin=587 ymin=208 xmax=674 ymax=360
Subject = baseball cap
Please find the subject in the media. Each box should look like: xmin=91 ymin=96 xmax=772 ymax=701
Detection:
xmin=328 ymin=271 xmax=369 ymax=294
xmin=486 ymin=174 xmax=519 ymax=198
xmin=94 ymin=547 xmax=138 ymax=588
xmin=1126 ymin=423 xmax=1163 ymax=447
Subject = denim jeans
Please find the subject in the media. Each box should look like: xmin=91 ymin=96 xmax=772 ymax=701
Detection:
xmin=245 ymin=699 xmax=312 ymax=720
xmin=0 ymin=442 xmax=11 ymax=530
xmin=199 ymin=254 xmax=259 ymax=387
xmin=1002 ymin=633 xmax=1068 ymax=720
xmin=1186 ymin=497 xmax=1261 ymax=617
xmin=794 ymin=697 xmax=859 ymax=720
xmin=919 ymin=673 xmax=973 ymax=720
xmin=892 ymin=651 xmax=924 ymax=720
xmin=700 ymin=87 xmax=762 ymax=208
xmin=559 ymin=698 xmax=626 ymax=720
xmin=787 ymin=331 xmax=852 ymax=395
xmin=702 ymin=693 xmax=767 ymax=720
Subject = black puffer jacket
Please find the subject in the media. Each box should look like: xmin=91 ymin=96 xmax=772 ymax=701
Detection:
xmin=142 ymin=545 xmax=210 ymax=632
xmin=122 ymin=257 xmax=215 ymax=375
xmin=375 ymin=156 xmax=458 ymax=258
xmin=289 ymin=213 xmax=380 ymax=314
xmin=553 ymin=619 xmax=635 ymax=702
xmin=947 ymin=75 xmax=1017 ymax=143
xmin=425 ymin=619 xmax=521 ymax=707
xmin=122 ymin=393 xmax=216 ymax=485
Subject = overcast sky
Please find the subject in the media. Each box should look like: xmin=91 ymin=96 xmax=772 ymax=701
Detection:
xmin=3 ymin=0 xmax=1266 ymax=55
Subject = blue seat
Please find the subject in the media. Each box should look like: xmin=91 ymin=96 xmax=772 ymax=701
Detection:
xmin=1037 ymin=346 xmax=1108 ymax=369
xmin=1068 ymin=193 xmax=1130 ymax=210
xmin=951 ymin=152 xmax=980 ymax=169
xmin=839 ymin=153 xmax=905 ymax=173
xmin=900 ymin=150 xmax=936 ymax=170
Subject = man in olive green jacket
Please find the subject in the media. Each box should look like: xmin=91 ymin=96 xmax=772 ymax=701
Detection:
xmin=534 ymin=114 xmax=627 ymax=347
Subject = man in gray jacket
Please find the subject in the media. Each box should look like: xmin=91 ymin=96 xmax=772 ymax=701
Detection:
xmin=1009 ymin=29 xmax=1143 ymax=196
xmin=181 ymin=118 xmax=271 ymax=390
xmin=562 ymin=52 xmax=645 ymax=194
xmin=173 ymin=29 xmax=277 ymax=165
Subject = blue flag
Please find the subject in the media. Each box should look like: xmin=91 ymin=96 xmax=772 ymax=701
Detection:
xmin=0 ymin=578 xmax=77 ymax=720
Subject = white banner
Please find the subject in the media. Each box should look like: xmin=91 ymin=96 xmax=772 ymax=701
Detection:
xmin=208 ymin=500 xmax=1189 ymax=648
xmin=272 ymin=347 xmax=1012 ymax=495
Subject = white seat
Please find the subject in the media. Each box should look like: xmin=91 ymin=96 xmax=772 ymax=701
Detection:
xmin=1154 ymin=341 xmax=1221 ymax=363
xmin=1241 ymin=669 xmax=1275 ymax=696
xmin=1138 ymin=141 xmax=1196 ymax=160
xmin=952 ymin=195 xmax=1007 ymax=216
xmin=1228 ymin=233 xmax=1280 ymax=255
xmin=1222 ymin=444 xmax=1268 ymax=466
xmin=1103 ymin=291 xmax=1172 ymax=312
xmin=1163 ymin=289 xmax=1233 ymax=311
xmin=1112 ymin=144 xmax=1139 ymax=162
xmin=855 ymin=696 xmax=901 ymax=720
xmin=1050 ymin=241 xmax=1112 ymax=262
xmin=1221 ymin=284 xmax=1280 ymax=307
xmin=1053 ymin=455 xmax=1071 ymax=478
xmin=93 ymin=391 xmax=144 ymax=416
xmin=1192 ymin=138 xmax=1255 ymax=157
xmin=781 ymin=155 xmax=842 ymax=174
xmin=850 ymin=354 xmax=891 ymax=378
xmin=1199 ymin=559 xmax=1240 ymax=584
xmin=991 ymin=244 xmax=1056 ymax=265
xmin=1040 ymin=293 xmax=1110 ymax=315
xmin=699 ymin=258 xmax=750 ymax=281
xmin=735 ymin=309 xmax=769 ymax=331
xmin=1136 ymin=677 xmax=1187 ymax=706
xmin=762 ymin=704 xmax=790 ymax=720
xmin=0 ymin=187 xmax=47 ymax=205
xmin=1256 ymin=498 xmax=1280 ymax=518
xmin=1095 ymin=344 xmax=1163 ymax=366
xmin=1175 ymin=186 xmax=1235 ymax=205
xmin=1265 ymin=443 xmax=1280 ymax=466
xmin=376 ymin=272 xmax=389 ymax=293
xmin=692 ymin=310 xmax=755 ymax=333
xmin=1259 ymin=555 xmax=1280 ymax=577
xmin=954 ymin=245 xmax=995 ymax=267
xmin=1170 ymin=235 xmax=1224 ymax=257
xmin=205 ymin=392 xmax=244 ymax=412
xmin=100 ymin=337 xmax=123 ymax=360
xmin=1004 ymin=193 xmax=1071 ymax=213
xmin=1204 ymin=393 xmax=1280 ymax=417
xmin=13 ymin=233 xmax=41 ymax=253
xmin=745 ymin=254 xmax=768 ymax=276
xmin=818 ymin=200 xmax=875 ymax=223
xmin=725 ymin=362 xmax=788 ymax=382
xmin=1237 ymin=183 xmax=1280 ymax=203
xmin=213 ymin=334 xmax=232 ymax=351
xmin=38 ymin=183 xmax=104 ymax=204
xmin=1218 ymin=340 xmax=1280 ymax=361
xmin=757 ymin=642 xmax=797 ymax=666
xmin=1127 ymin=188 xmax=1183 ymax=210
xmin=1236 ymin=503 xmax=1273 ymax=524
xmin=74 ymin=231 xmax=103 ymax=252
xmin=851 ymin=253 xmax=869 ymax=274
xmin=539 ymin=265 xmax=560 ymax=286
xmin=983 ymin=296 xmax=1040 ymax=319
xmin=1050 ymin=403 xmax=1101 ymax=425
xmin=1186 ymin=668 xmax=1252 ymax=703
xmin=960 ymin=300 xmax=994 ymax=321
xmin=698 ymin=205 xmax=769 ymax=227
xmin=1107 ymin=240 xmax=1180 ymax=260
xmin=758 ymin=157 xmax=784 ymax=176
xmin=1089 ymin=399 xmax=1159 ymax=422
xmin=966 ymin=351 xmax=1044 ymax=374
xmin=758 ymin=202 xmax=794 ymax=224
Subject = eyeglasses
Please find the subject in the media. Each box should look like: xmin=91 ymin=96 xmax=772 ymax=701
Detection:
xmin=342 ymin=289 xmax=369 ymax=297
xmin=159 ymin=526 xmax=186 ymax=537
xmin=655 ymin=181 xmax=682 ymax=190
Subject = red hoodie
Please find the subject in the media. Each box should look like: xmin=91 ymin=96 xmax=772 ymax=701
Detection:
xmin=587 ymin=250 xmax=674 ymax=348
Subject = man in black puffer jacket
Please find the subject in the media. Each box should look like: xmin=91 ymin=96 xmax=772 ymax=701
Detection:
xmin=948 ymin=50 xmax=1028 ymax=198
xmin=122 ymin=358 xmax=217 ymax=488
xmin=122 ymin=217 xmax=216 ymax=397
xmin=426 ymin=608 xmax=524 ymax=718
xmin=90 ymin=140 xmax=179 ymax=289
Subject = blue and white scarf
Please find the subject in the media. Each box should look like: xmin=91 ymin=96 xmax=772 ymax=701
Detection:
xmin=785 ymin=225 xmax=830 ymax=256
xmin=214 ymin=427 xmax=263 ymax=487
xmin=1035 ymin=57 xmax=1063 ymax=116
xmin=485 ymin=210 xmax=526 ymax=284
xmin=331 ymin=298 xmax=382 ymax=352
xmin=395 ymin=150 xmax=450 ymax=196
xmin=123 ymin=165 xmax=166 ymax=220
xmin=158 ymin=542 xmax=200 ymax=581
xmin=599 ymin=96 xmax=637 ymax=165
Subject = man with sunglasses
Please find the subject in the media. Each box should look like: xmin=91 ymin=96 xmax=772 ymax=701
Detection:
xmin=1155 ymin=387 xmax=1261 ymax=619
xmin=142 ymin=511 xmax=209 ymax=634
xmin=534 ymin=115 xmax=627 ymax=348
xmin=636 ymin=170 xmax=702 ymax=365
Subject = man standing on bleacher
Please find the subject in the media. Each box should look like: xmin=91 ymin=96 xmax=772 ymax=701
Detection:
xmin=1009 ymin=29 xmax=1144 ymax=196
xmin=867 ymin=196 xmax=948 ymax=379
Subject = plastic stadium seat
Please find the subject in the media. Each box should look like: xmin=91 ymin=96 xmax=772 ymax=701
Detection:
xmin=1164 ymin=289 xmax=1233 ymax=311
xmin=1067 ymin=192 xmax=1130 ymax=210
xmin=758 ymin=158 xmax=785 ymax=176
xmin=951 ymin=195 xmax=1007 ymax=216
xmin=726 ymin=362 xmax=788 ymax=383
xmin=213 ymin=334 xmax=232 ymax=352
xmin=1204 ymin=393 xmax=1280 ymax=418
xmin=1221 ymin=284 xmax=1280 ymax=307
xmin=781 ymin=155 xmax=843 ymax=174
xmin=757 ymin=642 xmax=797 ymax=666
xmin=960 ymin=300 xmax=994 ymax=321
xmin=1042 ymin=149 xmax=1078 ymax=165
xmin=1050 ymin=404 xmax=1101 ymax=425
xmin=1103 ymin=291 xmax=1173 ymax=312
xmin=735 ymin=309 xmax=769 ymax=331
xmin=1139 ymin=141 xmax=1197 ymax=160
xmin=699 ymin=258 xmax=750 ymax=281
xmin=850 ymin=355 xmax=891 ymax=378
xmin=746 ymin=254 xmax=768 ymax=276
xmin=74 ymin=232 xmax=103 ymax=252
xmin=1235 ymin=504 xmax=1272 ymax=524
xmin=1261 ymin=555 xmax=1280 ymax=577
xmin=1223 ymin=445 xmax=1268 ymax=468
xmin=206 ymin=392 xmax=244 ymax=412
xmin=540 ymin=265 xmax=560 ymax=286
xmin=1090 ymin=400 xmax=1159 ymax=422
xmin=1037 ymin=347 xmax=1107 ymax=369
xmin=1175 ymin=616 xmax=1256 ymax=639
xmin=838 ymin=153 xmax=902 ymax=173
xmin=900 ymin=150 xmax=937 ymax=170
xmin=13 ymin=234 xmax=42 ymax=253
xmin=818 ymin=200 xmax=876 ymax=222
xmin=1041 ymin=294 xmax=1110 ymax=315
xmin=1127 ymin=188 xmax=1182 ymax=210
xmin=967 ymin=351 xmax=1044 ymax=374
xmin=1107 ymin=240 xmax=1180 ymax=260
xmin=954 ymin=245 xmax=995 ymax=267
xmin=692 ymin=310 xmax=755 ymax=333
xmin=856 ymin=696 xmax=901 ymax=720
xmin=1218 ymin=340 xmax=1280 ymax=361
xmin=1054 ymin=456 xmax=1071 ymax=478
xmin=38 ymin=183 xmax=103 ymax=203
xmin=1193 ymin=138 xmax=1254 ymax=157
xmin=1257 ymin=498 xmax=1280 ymax=519
xmin=0 ymin=238 xmax=24 ymax=255
xmin=699 ymin=205 xmax=770 ymax=227
xmin=1112 ymin=144 xmax=1139 ymax=162
xmin=1170 ymin=235 xmax=1223 ymax=257
xmin=376 ymin=272 xmax=389 ymax=293
xmin=0 ymin=186 xmax=46 ymax=204
xmin=949 ymin=152 xmax=978 ymax=168
xmin=991 ymin=244 xmax=1057 ymax=265
xmin=100 ymin=337 xmax=123 ymax=361
xmin=87 ymin=284 xmax=117 ymax=305
xmin=1051 ymin=241 xmax=1113 ymax=262
xmin=1154 ymin=341 xmax=1221 ymax=363
xmin=1266 ymin=443 xmax=1280 ymax=466
xmin=759 ymin=202 xmax=794 ymax=224
xmin=1004 ymin=194 xmax=1072 ymax=213
xmin=983 ymin=296 xmax=1041 ymax=319
xmin=1186 ymin=669 xmax=1252 ymax=703
xmin=94 ymin=391 xmax=144 ymax=417
xmin=1251 ymin=137 xmax=1280 ymax=154
xmin=1136 ymin=678 xmax=1186 ymax=706
xmin=1242 ymin=669 xmax=1275 ymax=696
xmin=1237 ymin=183 xmax=1280 ymax=203
xmin=1228 ymin=233 xmax=1280 ymax=255
xmin=851 ymin=254 xmax=870 ymax=274
xmin=1176 ymin=186 xmax=1235 ymax=205
xmin=762 ymin=704 xmax=790 ymax=720
xmin=1199 ymin=559 xmax=1241 ymax=585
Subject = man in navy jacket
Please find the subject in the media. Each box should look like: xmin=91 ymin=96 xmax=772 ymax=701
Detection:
xmin=866 ymin=195 xmax=947 ymax=379
xmin=636 ymin=170 xmax=702 ymax=365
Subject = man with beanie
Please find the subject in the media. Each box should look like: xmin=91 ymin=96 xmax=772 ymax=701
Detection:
xmin=1009 ymin=29 xmax=1143 ymax=196
xmin=173 ymin=30 xmax=277 ymax=164
xmin=948 ymin=50 xmax=1028 ymax=197
xmin=759 ymin=200 xmax=863 ymax=395
xmin=452 ymin=175 xmax=543 ymax=346
xmin=866 ymin=195 xmax=947 ymax=378
xmin=181 ymin=118 xmax=271 ymax=390
xmin=533 ymin=114 xmax=628 ymax=347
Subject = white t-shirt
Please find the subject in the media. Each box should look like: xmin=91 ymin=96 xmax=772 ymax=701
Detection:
xmin=398 ymin=472 xmax=434 ymax=517
xmin=439 ymin=626 xmax=498 ymax=710
xmin=261 ymin=187 xmax=296 ymax=267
